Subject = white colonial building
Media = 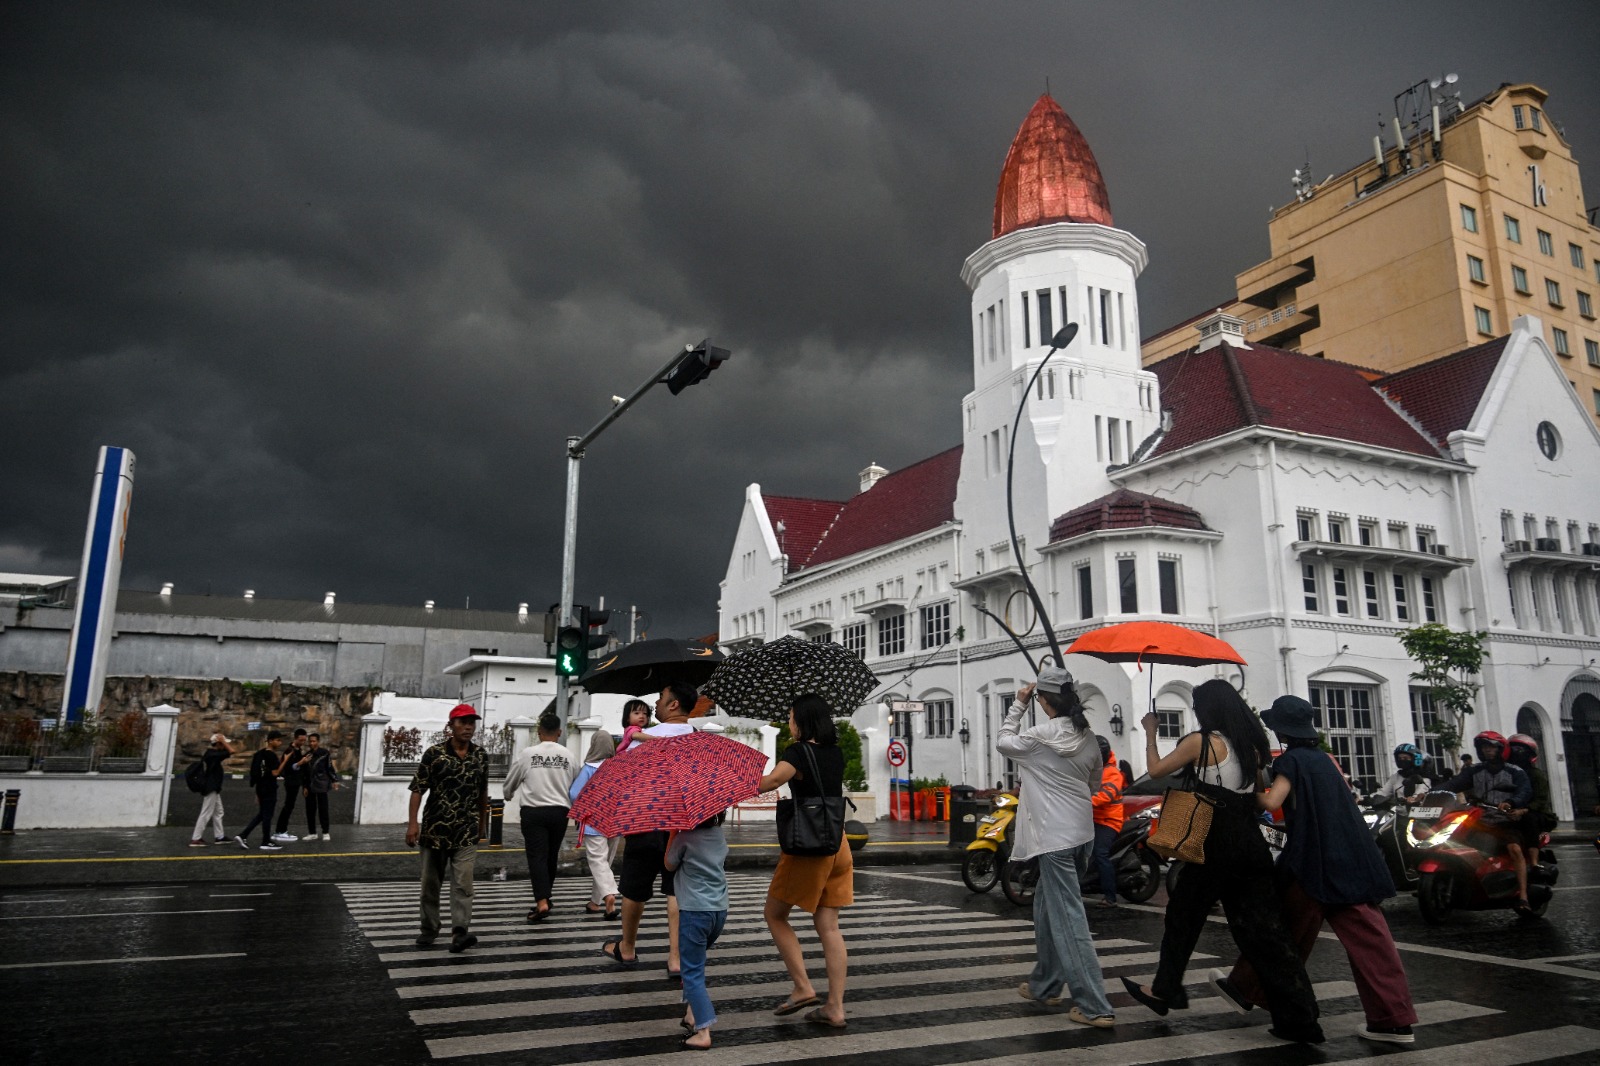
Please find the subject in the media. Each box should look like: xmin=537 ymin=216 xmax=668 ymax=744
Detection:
xmin=717 ymin=95 xmax=1600 ymax=819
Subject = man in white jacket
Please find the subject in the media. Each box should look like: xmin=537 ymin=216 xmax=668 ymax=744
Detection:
xmin=997 ymin=664 xmax=1116 ymax=1028
xmin=502 ymin=713 xmax=576 ymax=923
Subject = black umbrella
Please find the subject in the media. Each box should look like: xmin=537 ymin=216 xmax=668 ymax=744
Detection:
xmin=578 ymin=638 xmax=725 ymax=696
xmin=699 ymin=636 xmax=879 ymax=719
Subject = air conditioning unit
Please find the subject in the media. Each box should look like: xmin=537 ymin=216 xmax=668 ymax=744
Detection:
xmin=1429 ymin=545 xmax=1449 ymax=556
xmin=1582 ymin=543 xmax=1600 ymax=557
xmin=1535 ymin=538 xmax=1561 ymax=552
xmin=1509 ymin=540 xmax=1532 ymax=552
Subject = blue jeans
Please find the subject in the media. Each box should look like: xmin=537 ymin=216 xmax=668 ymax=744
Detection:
xmin=1029 ymin=843 xmax=1115 ymax=1018
xmin=1092 ymin=824 xmax=1118 ymax=902
xmin=678 ymin=909 xmax=726 ymax=1030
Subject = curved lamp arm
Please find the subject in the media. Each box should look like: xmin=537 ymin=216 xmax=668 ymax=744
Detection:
xmin=973 ymin=606 xmax=1039 ymax=673
xmin=1005 ymin=322 xmax=1079 ymax=669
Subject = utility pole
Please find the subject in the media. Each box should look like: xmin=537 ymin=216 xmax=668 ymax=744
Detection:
xmin=553 ymin=340 xmax=730 ymax=724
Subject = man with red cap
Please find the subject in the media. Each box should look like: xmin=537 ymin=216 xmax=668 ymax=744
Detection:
xmin=407 ymin=704 xmax=490 ymax=952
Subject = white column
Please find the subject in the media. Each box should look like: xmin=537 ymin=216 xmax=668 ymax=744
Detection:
xmin=758 ymin=723 xmax=779 ymax=773
xmin=353 ymin=711 xmax=391 ymax=824
xmin=145 ymin=703 xmax=180 ymax=824
xmin=509 ymin=715 xmax=539 ymax=755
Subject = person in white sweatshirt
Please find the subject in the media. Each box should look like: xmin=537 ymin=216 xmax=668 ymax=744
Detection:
xmin=996 ymin=663 xmax=1116 ymax=1028
xmin=503 ymin=713 xmax=577 ymax=922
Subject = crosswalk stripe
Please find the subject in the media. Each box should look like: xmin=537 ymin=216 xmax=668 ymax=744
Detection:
xmin=405 ymin=965 xmax=1229 ymax=1027
xmin=421 ymin=979 xmax=1361 ymax=1059
xmin=393 ymin=949 xmax=1183 ymax=999
xmin=356 ymin=904 xmax=973 ymax=936
xmin=1334 ymin=1024 xmax=1600 ymax=1066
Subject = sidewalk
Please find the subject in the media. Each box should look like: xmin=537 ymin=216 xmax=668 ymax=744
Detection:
xmin=0 ymin=818 xmax=962 ymax=887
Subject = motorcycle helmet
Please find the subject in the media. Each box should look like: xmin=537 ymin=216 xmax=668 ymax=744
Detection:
xmin=1393 ymin=743 xmax=1423 ymax=770
xmin=1473 ymin=730 xmax=1511 ymax=762
xmin=1095 ymin=734 xmax=1112 ymax=763
xmin=1508 ymin=733 xmax=1539 ymax=765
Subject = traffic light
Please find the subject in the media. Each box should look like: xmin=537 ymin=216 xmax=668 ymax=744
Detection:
xmin=664 ymin=339 xmax=731 ymax=395
xmin=584 ymin=607 xmax=611 ymax=652
xmin=554 ymin=623 xmax=585 ymax=677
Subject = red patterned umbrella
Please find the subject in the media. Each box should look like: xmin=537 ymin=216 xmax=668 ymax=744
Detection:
xmin=568 ymin=731 xmax=768 ymax=836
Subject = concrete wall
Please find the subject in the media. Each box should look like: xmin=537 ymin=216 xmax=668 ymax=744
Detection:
xmin=0 ymin=706 xmax=179 ymax=829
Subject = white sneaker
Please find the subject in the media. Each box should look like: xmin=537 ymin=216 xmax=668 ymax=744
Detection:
xmin=259 ymin=842 xmax=283 ymax=851
xmin=320 ymin=832 xmax=330 ymax=841
xmin=271 ymin=833 xmax=296 ymax=842
xmin=234 ymin=835 xmax=249 ymax=850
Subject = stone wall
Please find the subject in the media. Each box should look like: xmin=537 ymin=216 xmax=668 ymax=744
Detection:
xmin=1 ymin=671 xmax=371 ymax=772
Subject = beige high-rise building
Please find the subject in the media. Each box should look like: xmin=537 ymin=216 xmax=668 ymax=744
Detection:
xmin=1144 ymin=82 xmax=1600 ymax=424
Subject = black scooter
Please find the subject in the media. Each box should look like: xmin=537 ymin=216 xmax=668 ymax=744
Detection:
xmin=1001 ymin=810 xmax=1162 ymax=906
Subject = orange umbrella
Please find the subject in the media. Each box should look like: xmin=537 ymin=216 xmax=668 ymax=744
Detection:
xmin=1065 ymin=621 xmax=1244 ymax=668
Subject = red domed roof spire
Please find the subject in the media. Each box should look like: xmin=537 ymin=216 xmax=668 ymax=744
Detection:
xmin=992 ymin=94 xmax=1112 ymax=239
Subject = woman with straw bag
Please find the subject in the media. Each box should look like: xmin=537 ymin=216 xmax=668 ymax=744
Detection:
xmin=1122 ymin=679 xmax=1324 ymax=1044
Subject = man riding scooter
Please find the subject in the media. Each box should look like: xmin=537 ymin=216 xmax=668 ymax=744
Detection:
xmin=1438 ymin=731 xmax=1534 ymax=912
xmin=1369 ymin=744 xmax=1431 ymax=806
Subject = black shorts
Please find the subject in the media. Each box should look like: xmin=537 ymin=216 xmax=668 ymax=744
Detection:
xmin=619 ymin=831 xmax=675 ymax=902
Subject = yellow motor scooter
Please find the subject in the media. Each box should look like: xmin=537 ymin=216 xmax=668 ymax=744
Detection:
xmin=961 ymin=791 xmax=1018 ymax=893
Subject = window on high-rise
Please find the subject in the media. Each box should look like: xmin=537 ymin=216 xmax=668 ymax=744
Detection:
xmin=1159 ymin=559 xmax=1180 ymax=615
xmin=919 ymin=602 xmax=950 ymax=650
xmin=877 ymin=612 xmax=906 ymax=656
xmin=1580 ymin=291 xmax=1594 ymax=318
xmin=1549 ymin=278 xmax=1565 ymax=306
xmin=1537 ymin=229 xmax=1554 ymax=256
xmin=842 ymin=623 xmax=867 ymax=660
xmin=1296 ymin=512 xmax=1316 ymax=541
xmin=1594 ymin=389 xmax=1600 ymax=417
xmin=1327 ymin=517 xmax=1347 ymax=543
xmin=1331 ymin=567 xmax=1351 ymax=615
xmin=1513 ymin=105 xmax=1526 ymax=130
xmin=1467 ymin=255 xmax=1486 ymax=283
xmin=1511 ymin=265 xmax=1530 ymax=293
xmin=1363 ymin=570 xmax=1382 ymax=619
xmin=1393 ymin=573 xmax=1412 ymax=622
xmin=1505 ymin=215 xmax=1522 ymax=243
xmin=1036 ymin=288 xmax=1053 ymax=347
xmin=1311 ymin=682 xmax=1380 ymax=792
xmin=1459 ymin=204 xmax=1478 ymax=232
xmin=1077 ymin=564 xmax=1094 ymax=620
xmin=1530 ymin=107 xmax=1544 ymax=132
xmin=1586 ymin=339 xmax=1599 ymax=367
xmin=1553 ymin=328 xmax=1571 ymax=356
xmin=1021 ymin=291 xmax=1031 ymax=347
xmin=1118 ymin=558 xmax=1138 ymax=614
xmin=1420 ymin=575 xmax=1440 ymax=622
xmin=1475 ymin=306 xmax=1493 ymax=335
xmin=1302 ymin=564 xmax=1320 ymax=612
xmin=1572 ymin=244 xmax=1586 ymax=270
xmin=1099 ymin=289 xmax=1112 ymax=346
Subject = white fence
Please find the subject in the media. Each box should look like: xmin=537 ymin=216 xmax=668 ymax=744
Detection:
xmin=0 ymin=705 xmax=180 ymax=829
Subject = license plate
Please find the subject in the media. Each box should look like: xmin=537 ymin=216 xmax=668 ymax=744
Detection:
xmin=1409 ymin=807 xmax=1443 ymax=820
xmin=1262 ymin=827 xmax=1287 ymax=848
xmin=979 ymin=816 xmax=998 ymax=825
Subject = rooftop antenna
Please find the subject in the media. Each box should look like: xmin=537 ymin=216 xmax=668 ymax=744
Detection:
xmin=1291 ymin=148 xmax=1315 ymax=202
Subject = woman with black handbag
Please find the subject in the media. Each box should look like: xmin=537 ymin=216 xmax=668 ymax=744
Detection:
xmin=756 ymin=694 xmax=853 ymax=1029
xmin=1123 ymin=679 xmax=1323 ymax=1044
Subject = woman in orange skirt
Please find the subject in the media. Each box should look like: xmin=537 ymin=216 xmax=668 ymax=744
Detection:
xmin=758 ymin=695 xmax=853 ymax=1029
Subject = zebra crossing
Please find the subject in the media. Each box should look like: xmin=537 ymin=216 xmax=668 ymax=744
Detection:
xmin=337 ymin=873 xmax=1600 ymax=1064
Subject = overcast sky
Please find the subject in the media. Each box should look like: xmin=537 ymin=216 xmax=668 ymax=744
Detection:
xmin=4 ymin=2 xmax=1597 ymax=638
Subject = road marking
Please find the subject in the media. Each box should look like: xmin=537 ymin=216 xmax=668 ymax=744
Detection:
xmin=106 ymin=895 xmax=174 ymax=900
xmin=0 ymin=850 xmax=419 ymax=865
xmin=1528 ymin=950 xmax=1600 ymax=963
xmin=0 ymin=908 xmax=254 ymax=920
xmin=1389 ymin=939 xmax=1600 ymax=981
xmin=209 ymin=892 xmax=272 ymax=897
xmin=0 ymin=952 xmax=247 ymax=970
xmin=853 ymin=869 xmax=968 ymax=887
xmin=0 ymin=899 xmax=69 ymax=904
xmin=1334 ymin=1024 xmax=1600 ymax=1065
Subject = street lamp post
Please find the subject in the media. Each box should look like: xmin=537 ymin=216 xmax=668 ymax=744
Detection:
xmin=554 ymin=340 xmax=730 ymax=725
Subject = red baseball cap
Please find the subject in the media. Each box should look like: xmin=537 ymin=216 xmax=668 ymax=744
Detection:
xmin=448 ymin=703 xmax=480 ymax=721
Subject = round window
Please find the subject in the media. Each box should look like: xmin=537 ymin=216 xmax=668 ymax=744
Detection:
xmin=1535 ymin=421 xmax=1560 ymax=460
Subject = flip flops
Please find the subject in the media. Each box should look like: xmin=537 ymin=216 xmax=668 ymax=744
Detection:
xmin=601 ymin=935 xmax=638 ymax=967
xmin=773 ymin=995 xmax=822 ymax=1016
xmin=804 ymin=1008 xmax=846 ymax=1029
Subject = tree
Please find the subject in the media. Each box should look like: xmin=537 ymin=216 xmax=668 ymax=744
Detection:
xmin=835 ymin=720 xmax=866 ymax=792
xmin=1398 ymin=623 xmax=1488 ymax=761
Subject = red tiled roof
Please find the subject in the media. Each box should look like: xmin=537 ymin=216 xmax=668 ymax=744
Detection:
xmin=762 ymin=494 xmax=845 ymax=570
xmin=1049 ymin=488 xmax=1210 ymax=543
xmin=1374 ymin=336 xmax=1508 ymax=447
xmin=1148 ymin=342 xmax=1441 ymax=458
xmin=797 ymin=447 xmax=963 ymax=570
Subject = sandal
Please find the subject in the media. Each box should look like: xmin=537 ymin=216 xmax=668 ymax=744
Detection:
xmin=679 ymin=1034 xmax=710 ymax=1051
xmin=600 ymin=935 xmax=638 ymax=967
xmin=773 ymin=995 xmax=821 ymax=1016
xmin=804 ymin=1007 xmax=846 ymax=1029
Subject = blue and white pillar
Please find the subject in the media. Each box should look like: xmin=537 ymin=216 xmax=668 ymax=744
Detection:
xmin=61 ymin=446 xmax=136 ymax=723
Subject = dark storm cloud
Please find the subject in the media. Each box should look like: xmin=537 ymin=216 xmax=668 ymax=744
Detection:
xmin=3 ymin=1 xmax=1596 ymax=635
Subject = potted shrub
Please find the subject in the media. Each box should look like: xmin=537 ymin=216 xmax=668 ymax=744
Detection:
xmin=42 ymin=715 xmax=98 ymax=773
xmin=0 ymin=715 xmax=41 ymax=772
xmin=97 ymin=711 xmax=151 ymax=773
xmin=382 ymin=725 xmax=423 ymax=777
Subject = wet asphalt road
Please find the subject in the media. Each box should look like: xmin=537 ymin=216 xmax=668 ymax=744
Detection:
xmin=2 ymin=843 xmax=1597 ymax=1065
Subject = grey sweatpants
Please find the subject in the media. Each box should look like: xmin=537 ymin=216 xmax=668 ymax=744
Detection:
xmin=419 ymin=844 xmax=478 ymax=936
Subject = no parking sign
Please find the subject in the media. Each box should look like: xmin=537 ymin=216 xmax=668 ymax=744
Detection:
xmin=885 ymin=738 xmax=907 ymax=767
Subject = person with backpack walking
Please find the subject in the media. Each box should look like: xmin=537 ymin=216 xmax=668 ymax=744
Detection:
xmin=300 ymin=732 xmax=340 ymax=841
xmin=236 ymin=731 xmax=287 ymax=851
xmin=188 ymin=733 xmax=233 ymax=846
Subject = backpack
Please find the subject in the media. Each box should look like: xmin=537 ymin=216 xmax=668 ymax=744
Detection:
xmin=184 ymin=759 xmax=209 ymax=794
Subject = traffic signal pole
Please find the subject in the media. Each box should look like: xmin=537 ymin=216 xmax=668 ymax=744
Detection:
xmin=553 ymin=340 xmax=730 ymax=725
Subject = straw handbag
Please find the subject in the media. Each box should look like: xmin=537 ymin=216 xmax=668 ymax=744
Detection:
xmin=1146 ymin=731 xmax=1219 ymax=865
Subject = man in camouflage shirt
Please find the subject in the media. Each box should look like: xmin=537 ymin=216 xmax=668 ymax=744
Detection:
xmin=407 ymin=704 xmax=490 ymax=952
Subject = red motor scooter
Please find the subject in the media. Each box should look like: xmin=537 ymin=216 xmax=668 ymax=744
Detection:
xmin=1411 ymin=797 xmax=1558 ymax=923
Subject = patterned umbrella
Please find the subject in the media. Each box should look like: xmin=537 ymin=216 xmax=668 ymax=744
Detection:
xmin=699 ymin=635 xmax=880 ymax=719
xmin=568 ymin=731 xmax=768 ymax=835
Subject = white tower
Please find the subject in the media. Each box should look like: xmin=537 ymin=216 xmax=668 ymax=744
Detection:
xmin=955 ymin=95 xmax=1161 ymax=589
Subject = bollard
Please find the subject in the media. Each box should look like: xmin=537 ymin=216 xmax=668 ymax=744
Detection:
xmin=1 ymin=789 xmax=19 ymax=834
xmin=488 ymin=798 xmax=504 ymax=848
